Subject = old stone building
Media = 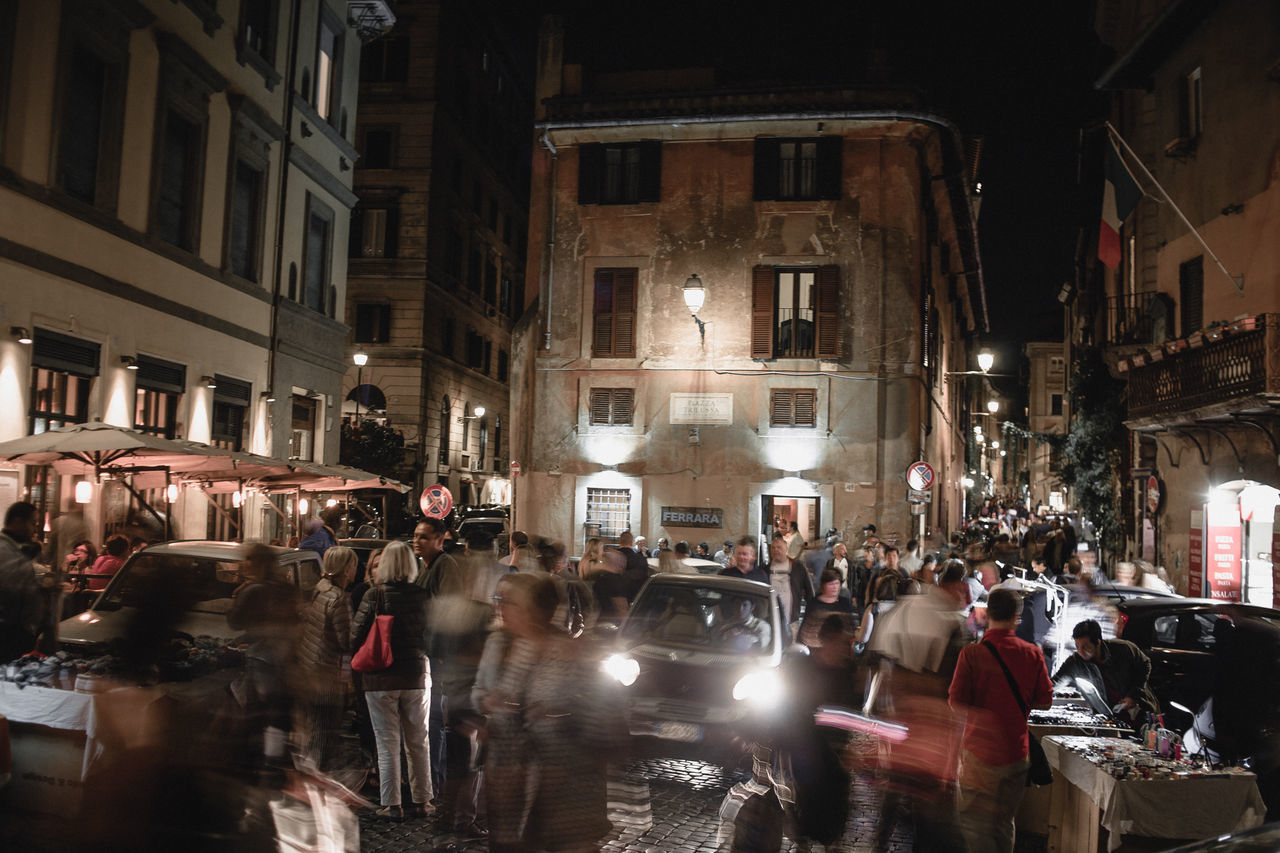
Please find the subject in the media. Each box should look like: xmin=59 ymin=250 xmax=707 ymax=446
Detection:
xmin=344 ymin=0 xmax=528 ymax=504
xmin=510 ymin=23 xmax=988 ymax=553
xmin=0 ymin=0 xmax=386 ymax=539
xmin=1088 ymin=0 xmax=1280 ymax=601
xmin=1024 ymin=340 xmax=1069 ymax=511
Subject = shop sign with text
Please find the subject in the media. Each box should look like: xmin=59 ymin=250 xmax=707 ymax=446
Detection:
xmin=661 ymin=506 xmax=725 ymax=528
xmin=669 ymin=393 xmax=733 ymax=425
xmin=1205 ymin=502 xmax=1242 ymax=602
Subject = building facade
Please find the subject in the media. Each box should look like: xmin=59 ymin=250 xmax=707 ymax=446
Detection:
xmin=1024 ymin=340 xmax=1069 ymax=512
xmin=0 ymin=0 xmax=386 ymax=540
xmin=511 ymin=26 xmax=988 ymax=554
xmin=1088 ymin=0 xmax=1280 ymax=601
xmin=344 ymin=0 xmax=528 ymax=506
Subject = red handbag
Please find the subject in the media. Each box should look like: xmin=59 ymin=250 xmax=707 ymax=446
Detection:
xmin=352 ymin=588 xmax=394 ymax=673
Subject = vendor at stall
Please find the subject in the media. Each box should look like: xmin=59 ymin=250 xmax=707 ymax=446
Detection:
xmin=1053 ymin=619 xmax=1159 ymax=722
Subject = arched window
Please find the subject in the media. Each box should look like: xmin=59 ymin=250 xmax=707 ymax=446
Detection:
xmin=478 ymin=417 xmax=488 ymax=469
xmin=438 ymin=396 xmax=451 ymax=466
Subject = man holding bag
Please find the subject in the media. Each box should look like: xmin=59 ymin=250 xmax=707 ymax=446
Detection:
xmin=948 ymin=587 xmax=1052 ymax=853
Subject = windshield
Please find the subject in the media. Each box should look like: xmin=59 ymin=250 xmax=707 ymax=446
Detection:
xmin=103 ymin=553 xmax=294 ymax=613
xmin=622 ymin=585 xmax=775 ymax=654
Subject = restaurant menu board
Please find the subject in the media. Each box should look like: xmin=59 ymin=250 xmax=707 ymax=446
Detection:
xmin=1188 ymin=507 xmax=1203 ymax=599
xmin=1273 ymin=506 xmax=1280 ymax=610
xmin=1206 ymin=502 xmax=1242 ymax=602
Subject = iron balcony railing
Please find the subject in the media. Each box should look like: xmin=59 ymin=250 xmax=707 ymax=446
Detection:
xmin=1126 ymin=314 xmax=1280 ymax=420
xmin=1105 ymin=291 xmax=1173 ymax=346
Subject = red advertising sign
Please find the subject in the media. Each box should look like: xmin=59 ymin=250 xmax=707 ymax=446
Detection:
xmin=1205 ymin=502 xmax=1242 ymax=602
xmin=1188 ymin=508 xmax=1203 ymax=598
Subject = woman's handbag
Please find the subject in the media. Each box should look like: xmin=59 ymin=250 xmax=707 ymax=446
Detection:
xmin=983 ymin=642 xmax=1054 ymax=787
xmin=351 ymin=588 xmax=394 ymax=673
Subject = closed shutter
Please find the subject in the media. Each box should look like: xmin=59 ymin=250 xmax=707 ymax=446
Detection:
xmin=814 ymin=265 xmax=840 ymax=358
xmin=793 ymin=390 xmax=816 ymax=426
xmin=135 ymin=355 xmax=186 ymax=394
xmin=612 ymin=388 xmax=633 ymax=424
xmin=1179 ymin=257 xmax=1204 ymax=336
xmin=593 ymin=268 xmax=637 ymax=358
xmin=213 ymin=375 xmax=252 ymax=405
xmin=33 ymin=329 xmax=100 ymax=376
xmin=638 ymin=141 xmax=662 ymax=202
xmin=578 ymin=143 xmax=602 ymax=205
xmin=816 ymin=136 xmax=842 ymax=200
xmin=771 ymin=389 xmax=793 ymax=425
xmin=589 ymin=388 xmax=633 ymax=425
xmin=589 ymin=389 xmax=612 ymax=424
xmin=753 ymin=139 xmax=779 ymax=201
xmin=751 ymin=265 xmax=775 ymax=358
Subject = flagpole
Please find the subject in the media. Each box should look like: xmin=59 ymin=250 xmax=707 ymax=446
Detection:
xmin=1105 ymin=121 xmax=1243 ymax=294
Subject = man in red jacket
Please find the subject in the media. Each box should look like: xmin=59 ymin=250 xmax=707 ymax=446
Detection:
xmin=948 ymin=587 xmax=1052 ymax=853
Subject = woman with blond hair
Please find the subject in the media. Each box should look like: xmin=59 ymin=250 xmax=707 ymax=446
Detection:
xmin=351 ymin=540 xmax=431 ymax=820
xmin=579 ymin=537 xmax=609 ymax=578
xmin=297 ymin=545 xmax=357 ymax=772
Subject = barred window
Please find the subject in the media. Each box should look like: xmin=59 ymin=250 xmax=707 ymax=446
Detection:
xmin=586 ymin=488 xmax=630 ymax=542
xmin=588 ymin=388 xmax=633 ymax=426
xmin=770 ymin=389 xmax=816 ymax=427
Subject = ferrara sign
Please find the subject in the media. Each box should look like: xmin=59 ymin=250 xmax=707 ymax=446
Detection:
xmin=661 ymin=506 xmax=724 ymax=528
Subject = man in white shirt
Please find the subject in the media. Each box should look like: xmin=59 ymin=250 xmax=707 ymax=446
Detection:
xmin=768 ymin=536 xmax=814 ymax=631
xmin=713 ymin=539 xmax=733 ymax=568
xmin=900 ymin=538 xmax=923 ymax=576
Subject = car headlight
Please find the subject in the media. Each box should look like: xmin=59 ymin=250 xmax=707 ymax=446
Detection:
xmin=602 ymin=654 xmax=639 ymax=687
xmin=732 ymin=669 xmax=783 ymax=708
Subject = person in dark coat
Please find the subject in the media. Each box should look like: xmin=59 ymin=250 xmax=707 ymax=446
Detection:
xmin=351 ymin=540 xmax=432 ymax=820
xmin=718 ymin=536 xmax=768 ymax=584
xmin=613 ymin=530 xmax=652 ymax=602
xmin=1052 ymin=618 xmax=1160 ymax=722
xmin=0 ymin=501 xmax=44 ymax=662
xmin=296 ymin=545 xmax=357 ymax=773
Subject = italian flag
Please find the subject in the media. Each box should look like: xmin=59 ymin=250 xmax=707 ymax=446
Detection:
xmin=1099 ymin=138 xmax=1143 ymax=269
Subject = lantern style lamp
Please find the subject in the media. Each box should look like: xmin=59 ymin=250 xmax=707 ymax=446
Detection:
xmin=683 ymin=274 xmax=707 ymax=343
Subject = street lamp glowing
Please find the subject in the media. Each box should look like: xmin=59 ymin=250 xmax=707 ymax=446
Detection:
xmin=353 ymin=351 xmax=368 ymax=367
xmin=683 ymin=274 xmax=707 ymax=343
xmin=987 ymin=399 xmax=999 ymax=414
xmin=474 ymin=406 xmax=486 ymax=417
xmin=977 ymin=351 xmax=994 ymax=373
xmin=961 ymin=476 xmax=975 ymax=489
xmin=991 ymin=440 xmax=999 ymax=449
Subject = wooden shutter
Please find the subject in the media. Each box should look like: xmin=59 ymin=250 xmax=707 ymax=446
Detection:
xmin=793 ymin=390 xmax=816 ymax=426
xmin=816 ymin=136 xmax=842 ymax=200
xmin=578 ymin=143 xmax=602 ymax=205
xmin=753 ymin=139 xmax=779 ymax=201
xmin=589 ymin=389 xmax=612 ymax=424
xmin=751 ymin=265 xmax=775 ymax=359
xmin=770 ymin=390 xmax=792 ymax=426
xmin=814 ymin=264 xmax=840 ymax=359
xmin=612 ymin=388 xmax=634 ymax=425
xmin=592 ymin=268 xmax=637 ymax=358
xmin=638 ymin=141 xmax=662 ymax=202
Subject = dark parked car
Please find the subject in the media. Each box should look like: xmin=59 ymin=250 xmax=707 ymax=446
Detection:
xmin=59 ymin=541 xmax=323 ymax=651
xmin=602 ymin=574 xmax=787 ymax=762
xmin=1117 ymin=597 xmax=1280 ymax=817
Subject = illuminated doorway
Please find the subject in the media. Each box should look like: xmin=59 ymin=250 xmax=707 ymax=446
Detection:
xmin=761 ymin=494 xmax=819 ymax=564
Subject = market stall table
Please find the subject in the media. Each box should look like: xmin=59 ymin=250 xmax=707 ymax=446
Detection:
xmin=1043 ymin=735 xmax=1266 ymax=852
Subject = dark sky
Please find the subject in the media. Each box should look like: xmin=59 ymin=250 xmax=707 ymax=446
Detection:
xmin=527 ymin=1 xmax=1111 ymax=374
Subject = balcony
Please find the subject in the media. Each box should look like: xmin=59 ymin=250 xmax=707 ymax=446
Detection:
xmin=1104 ymin=291 xmax=1174 ymax=347
xmin=1123 ymin=314 xmax=1280 ymax=427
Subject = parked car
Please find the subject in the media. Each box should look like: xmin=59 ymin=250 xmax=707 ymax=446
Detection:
xmin=646 ymin=556 xmax=724 ymax=575
xmin=338 ymin=537 xmax=401 ymax=584
xmin=602 ymin=574 xmax=787 ymax=763
xmin=58 ymin=541 xmax=323 ymax=652
xmin=1116 ymin=597 xmax=1280 ymax=817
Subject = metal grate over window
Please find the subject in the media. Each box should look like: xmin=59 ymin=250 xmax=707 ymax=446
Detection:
xmin=586 ymin=487 xmax=630 ymax=540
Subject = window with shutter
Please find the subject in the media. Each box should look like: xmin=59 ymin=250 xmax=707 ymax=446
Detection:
xmin=303 ymin=194 xmax=333 ymax=313
xmin=578 ymin=142 xmax=661 ymax=204
xmin=753 ymin=266 xmax=840 ymax=360
xmin=589 ymin=388 xmax=633 ymax=426
xmin=770 ymin=389 xmax=817 ymax=427
xmin=229 ymin=159 xmax=264 ymax=279
xmin=754 ymin=137 xmax=841 ymax=201
xmin=1179 ymin=256 xmax=1203 ymax=336
xmin=354 ymin=303 xmax=391 ymax=343
xmin=592 ymin=268 xmax=637 ymax=358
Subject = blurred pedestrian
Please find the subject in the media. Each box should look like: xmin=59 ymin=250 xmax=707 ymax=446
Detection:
xmin=948 ymin=587 xmax=1052 ymax=853
xmin=351 ymin=540 xmax=432 ymax=820
xmin=798 ymin=568 xmax=855 ymax=649
xmin=296 ymin=545 xmax=357 ymax=774
xmin=475 ymin=572 xmax=616 ymax=853
xmin=86 ymin=534 xmax=129 ymax=591
xmin=300 ymin=510 xmax=339 ymax=557
xmin=0 ymin=501 xmax=45 ymax=662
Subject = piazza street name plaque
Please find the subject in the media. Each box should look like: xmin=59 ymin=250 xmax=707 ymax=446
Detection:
xmin=661 ymin=506 xmax=725 ymax=528
xmin=669 ymin=393 xmax=733 ymax=424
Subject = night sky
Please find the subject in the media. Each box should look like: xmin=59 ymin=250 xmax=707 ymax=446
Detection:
xmin=518 ymin=1 xmax=1112 ymax=383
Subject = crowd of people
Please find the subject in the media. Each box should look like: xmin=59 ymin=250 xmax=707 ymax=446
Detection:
xmin=0 ymin=495 xmax=1166 ymax=853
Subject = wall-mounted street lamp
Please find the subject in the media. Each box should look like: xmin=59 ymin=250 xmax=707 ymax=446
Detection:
xmin=120 ymin=355 xmax=139 ymax=370
xmin=987 ymin=399 xmax=999 ymax=414
xmin=11 ymin=326 xmax=33 ymax=345
xmin=353 ymin=350 xmax=368 ymax=421
xmin=945 ymin=349 xmax=1003 ymax=380
xmin=202 ymin=376 xmax=217 ymax=389
xmin=457 ymin=405 xmax=485 ymax=423
xmin=683 ymin=274 xmax=707 ymax=344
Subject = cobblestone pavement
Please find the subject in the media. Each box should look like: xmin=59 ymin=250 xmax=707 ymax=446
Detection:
xmin=359 ymin=758 xmax=931 ymax=853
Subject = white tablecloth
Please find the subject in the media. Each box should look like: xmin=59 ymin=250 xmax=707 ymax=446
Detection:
xmin=1043 ymin=735 xmax=1266 ymax=850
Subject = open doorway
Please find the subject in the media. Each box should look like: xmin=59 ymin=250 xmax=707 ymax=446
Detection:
xmin=761 ymin=494 xmax=819 ymax=565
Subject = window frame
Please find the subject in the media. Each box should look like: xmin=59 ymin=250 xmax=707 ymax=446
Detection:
xmin=289 ymin=394 xmax=317 ymax=461
xmin=235 ymin=0 xmax=281 ymax=88
xmin=577 ymin=141 xmax=661 ymax=205
xmin=591 ymin=267 xmax=638 ymax=359
xmin=753 ymin=136 xmax=842 ymax=201
xmin=586 ymin=487 xmax=631 ymax=543
xmin=770 ymin=388 xmax=817 ymax=428
xmin=360 ymin=126 xmax=397 ymax=169
xmin=313 ymin=5 xmax=345 ymax=126
xmin=302 ymin=193 xmax=335 ymax=314
xmin=588 ymin=388 xmax=635 ymax=426
xmin=359 ymin=34 xmax=408 ymax=83
xmin=353 ymin=302 xmax=391 ymax=344
xmin=751 ymin=265 xmax=840 ymax=360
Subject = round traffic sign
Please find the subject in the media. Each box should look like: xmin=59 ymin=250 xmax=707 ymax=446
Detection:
xmin=906 ymin=461 xmax=936 ymax=491
xmin=420 ymin=484 xmax=454 ymax=519
xmin=510 ymin=460 xmax=522 ymax=477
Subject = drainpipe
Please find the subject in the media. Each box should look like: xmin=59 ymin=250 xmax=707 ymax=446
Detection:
xmin=541 ymin=129 xmax=558 ymax=350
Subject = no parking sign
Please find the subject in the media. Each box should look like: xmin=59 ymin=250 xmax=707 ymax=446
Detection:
xmin=420 ymin=484 xmax=453 ymax=519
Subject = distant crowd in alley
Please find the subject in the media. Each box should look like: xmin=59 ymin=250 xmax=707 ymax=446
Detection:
xmin=0 ymin=495 xmax=1166 ymax=853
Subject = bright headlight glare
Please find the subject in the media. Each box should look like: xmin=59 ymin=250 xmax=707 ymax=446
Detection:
xmin=732 ymin=669 xmax=783 ymax=707
xmin=602 ymin=654 xmax=639 ymax=687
